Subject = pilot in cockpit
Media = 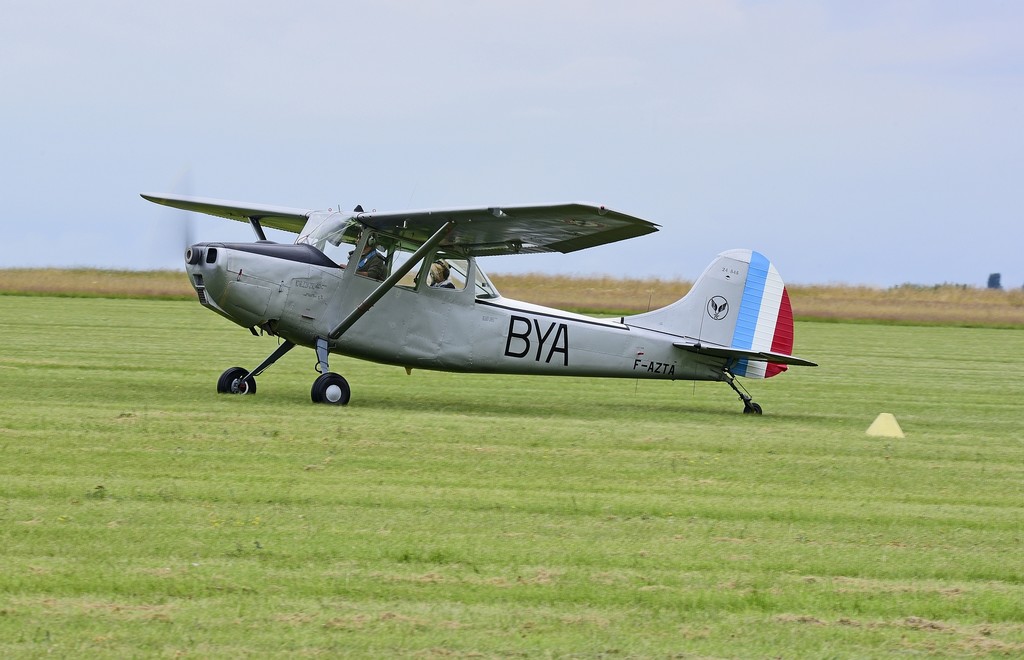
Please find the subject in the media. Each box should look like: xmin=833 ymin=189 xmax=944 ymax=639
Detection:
xmin=349 ymin=235 xmax=386 ymax=281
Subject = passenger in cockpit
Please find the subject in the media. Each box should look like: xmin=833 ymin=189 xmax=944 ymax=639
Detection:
xmin=428 ymin=260 xmax=455 ymax=288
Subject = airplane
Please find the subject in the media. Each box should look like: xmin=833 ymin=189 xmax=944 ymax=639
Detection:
xmin=142 ymin=192 xmax=816 ymax=413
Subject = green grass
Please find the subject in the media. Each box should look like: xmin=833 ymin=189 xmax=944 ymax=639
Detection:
xmin=1 ymin=296 xmax=1022 ymax=657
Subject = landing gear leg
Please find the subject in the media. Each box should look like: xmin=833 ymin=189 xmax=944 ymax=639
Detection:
xmin=310 ymin=336 xmax=350 ymax=405
xmin=723 ymin=368 xmax=763 ymax=415
xmin=249 ymin=339 xmax=296 ymax=379
xmin=216 ymin=340 xmax=295 ymax=396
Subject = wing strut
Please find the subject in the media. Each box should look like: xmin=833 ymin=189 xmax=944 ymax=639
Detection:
xmin=248 ymin=217 xmax=268 ymax=241
xmin=327 ymin=220 xmax=454 ymax=340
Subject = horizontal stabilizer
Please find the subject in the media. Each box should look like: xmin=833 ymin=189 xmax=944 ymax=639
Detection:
xmin=674 ymin=341 xmax=818 ymax=367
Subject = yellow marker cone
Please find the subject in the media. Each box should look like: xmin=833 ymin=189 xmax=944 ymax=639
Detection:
xmin=866 ymin=413 xmax=905 ymax=438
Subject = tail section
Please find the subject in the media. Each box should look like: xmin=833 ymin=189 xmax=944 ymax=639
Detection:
xmin=624 ymin=249 xmax=812 ymax=378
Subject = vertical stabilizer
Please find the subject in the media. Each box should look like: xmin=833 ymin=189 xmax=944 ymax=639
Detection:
xmin=624 ymin=249 xmax=796 ymax=379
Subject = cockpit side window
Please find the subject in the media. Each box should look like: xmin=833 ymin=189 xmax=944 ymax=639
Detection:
xmin=350 ymin=231 xmax=386 ymax=281
xmin=466 ymin=259 xmax=499 ymax=299
xmin=387 ymin=242 xmax=420 ymax=288
xmin=424 ymin=252 xmax=466 ymax=291
xmin=413 ymin=251 xmax=499 ymax=298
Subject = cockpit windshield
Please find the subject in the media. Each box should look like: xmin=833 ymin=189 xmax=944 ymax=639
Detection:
xmin=295 ymin=211 xmax=361 ymax=264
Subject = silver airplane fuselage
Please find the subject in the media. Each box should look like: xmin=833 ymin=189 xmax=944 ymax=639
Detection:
xmin=185 ymin=241 xmax=723 ymax=383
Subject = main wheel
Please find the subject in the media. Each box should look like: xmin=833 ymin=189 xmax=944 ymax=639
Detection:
xmin=217 ymin=366 xmax=256 ymax=395
xmin=743 ymin=401 xmax=763 ymax=415
xmin=311 ymin=372 xmax=350 ymax=405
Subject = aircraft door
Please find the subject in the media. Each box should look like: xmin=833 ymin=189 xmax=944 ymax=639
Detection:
xmin=397 ymin=253 xmax=474 ymax=367
xmin=431 ymin=257 xmax=476 ymax=368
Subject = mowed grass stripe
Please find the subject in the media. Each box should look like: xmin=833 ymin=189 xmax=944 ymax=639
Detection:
xmin=0 ymin=296 xmax=1022 ymax=656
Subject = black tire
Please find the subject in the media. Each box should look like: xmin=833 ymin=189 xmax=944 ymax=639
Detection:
xmin=743 ymin=401 xmax=763 ymax=415
xmin=217 ymin=366 xmax=256 ymax=395
xmin=311 ymin=372 xmax=350 ymax=405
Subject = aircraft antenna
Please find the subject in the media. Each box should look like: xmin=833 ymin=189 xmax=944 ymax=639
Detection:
xmin=406 ymin=177 xmax=419 ymax=207
xmin=632 ymin=290 xmax=656 ymax=396
xmin=697 ymin=296 xmax=707 ymax=343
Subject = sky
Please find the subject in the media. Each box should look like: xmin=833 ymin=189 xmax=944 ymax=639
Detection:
xmin=2 ymin=0 xmax=1021 ymax=287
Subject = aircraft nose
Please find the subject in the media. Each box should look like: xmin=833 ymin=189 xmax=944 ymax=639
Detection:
xmin=182 ymin=243 xmax=224 ymax=309
xmin=184 ymin=244 xmax=219 ymax=266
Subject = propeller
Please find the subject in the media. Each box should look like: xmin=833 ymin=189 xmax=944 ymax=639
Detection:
xmin=147 ymin=168 xmax=196 ymax=272
xmin=149 ymin=166 xmax=195 ymax=270
xmin=174 ymin=166 xmax=195 ymax=254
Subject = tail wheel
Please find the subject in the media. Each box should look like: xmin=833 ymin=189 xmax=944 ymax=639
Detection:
xmin=217 ymin=366 xmax=256 ymax=395
xmin=311 ymin=372 xmax=350 ymax=405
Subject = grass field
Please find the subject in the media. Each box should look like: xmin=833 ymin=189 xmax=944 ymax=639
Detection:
xmin=1 ymin=295 xmax=1022 ymax=657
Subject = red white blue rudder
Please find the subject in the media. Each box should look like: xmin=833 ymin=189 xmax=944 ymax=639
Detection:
xmin=724 ymin=249 xmax=794 ymax=378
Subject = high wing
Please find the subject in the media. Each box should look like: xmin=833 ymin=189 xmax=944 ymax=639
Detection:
xmin=141 ymin=193 xmax=312 ymax=234
xmin=674 ymin=341 xmax=818 ymax=367
xmin=357 ymin=203 xmax=658 ymax=255
xmin=141 ymin=193 xmax=659 ymax=256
